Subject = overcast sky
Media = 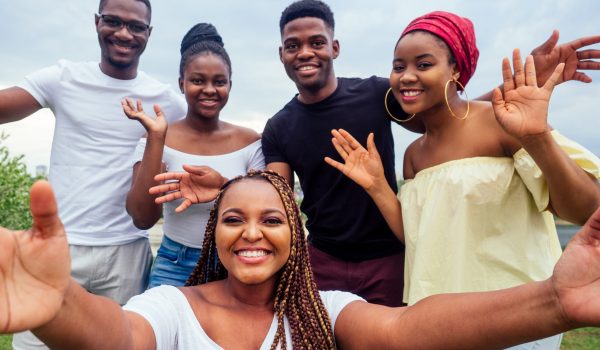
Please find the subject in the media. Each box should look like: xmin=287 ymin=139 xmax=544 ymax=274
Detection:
xmin=1 ymin=0 xmax=599 ymax=176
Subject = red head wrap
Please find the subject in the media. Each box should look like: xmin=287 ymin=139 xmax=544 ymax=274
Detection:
xmin=401 ymin=11 xmax=479 ymax=89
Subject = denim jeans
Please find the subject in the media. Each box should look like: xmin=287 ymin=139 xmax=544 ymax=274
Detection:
xmin=148 ymin=234 xmax=202 ymax=288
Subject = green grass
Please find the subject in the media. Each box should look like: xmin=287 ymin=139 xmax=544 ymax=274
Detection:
xmin=1 ymin=328 xmax=597 ymax=349
xmin=0 ymin=335 xmax=12 ymax=350
xmin=561 ymin=327 xmax=600 ymax=349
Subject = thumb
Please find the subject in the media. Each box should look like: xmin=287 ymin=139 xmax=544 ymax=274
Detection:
xmin=543 ymin=63 xmax=565 ymax=93
xmin=29 ymin=181 xmax=63 ymax=238
xmin=153 ymin=104 xmax=165 ymax=119
xmin=182 ymin=164 xmax=209 ymax=175
xmin=366 ymin=133 xmax=381 ymax=160
xmin=491 ymin=88 xmax=504 ymax=110
xmin=575 ymin=206 xmax=600 ymax=244
xmin=531 ymin=29 xmax=559 ymax=55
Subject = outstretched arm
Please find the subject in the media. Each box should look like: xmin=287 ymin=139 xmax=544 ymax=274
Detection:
xmin=325 ymin=130 xmax=404 ymax=241
xmin=0 ymin=181 xmax=155 ymax=349
xmin=335 ymin=206 xmax=600 ymax=349
xmin=149 ymin=165 xmax=228 ymax=213
xmin=492 ymin=51 xmax=600 ymax=224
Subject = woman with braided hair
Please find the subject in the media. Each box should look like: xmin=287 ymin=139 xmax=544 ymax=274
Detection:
xmin=2 ymin=170 xmax=600 ymax=349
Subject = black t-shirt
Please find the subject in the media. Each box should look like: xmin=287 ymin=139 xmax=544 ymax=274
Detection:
xmin=262 ymin=76 xmax=403 ymax=261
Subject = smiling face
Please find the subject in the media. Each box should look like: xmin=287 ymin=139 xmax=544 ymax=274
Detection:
xmin=95 ymin=0 xmax=151 ymax=79
xmin=179 ymin=53 xmax=231 ymax=120
xmin=390 ymin=31 xmax=459 ymax=115
xmin=215 ymin=179 xmax=292 ymax=286
xmin=279 ymin=17 xmax=339 ymax=100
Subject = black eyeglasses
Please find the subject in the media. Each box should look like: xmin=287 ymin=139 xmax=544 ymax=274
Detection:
xmin=97 ymin=14 xmax=150 ymax=34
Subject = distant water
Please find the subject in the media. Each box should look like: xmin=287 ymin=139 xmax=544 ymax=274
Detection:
xmin=557 ymin=224 xmax=580 ymax=250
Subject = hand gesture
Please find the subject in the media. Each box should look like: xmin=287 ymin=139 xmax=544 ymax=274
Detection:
xmin=0 ymin=181 xmax=70 ymax=333
xmin=121 ymin=98 xmax=168 ymax=138
xmin=492 ymin=50 xmax=564 ymax=140
xmin=149 ymin=165 xmax=226 ymax=213
xmin=531 ymin=30 xmax=600 ymax=86
xmin=551 ymin=206 xmax=600 ymax=327
xmin=324 ymin=129 xmax=386 ymax=191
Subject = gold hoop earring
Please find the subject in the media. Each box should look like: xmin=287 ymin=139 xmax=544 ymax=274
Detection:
xmin=444 ymin=79 xmax=469 ymax=120
xmin=384 ymin=88 xmax=416 ymax=123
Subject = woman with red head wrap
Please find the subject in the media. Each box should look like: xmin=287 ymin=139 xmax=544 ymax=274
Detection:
xmin=327 ymin=10 xmax=600 ymax=350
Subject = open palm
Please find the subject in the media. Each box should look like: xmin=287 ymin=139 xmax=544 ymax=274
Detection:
xmin=531 ymin=30 xmax=600 ymax=86
xmin=0 ymin=181 xmax=70 ymax=333
xmin=324 ymin=130 xmax=385 ymax=191
xmin=552 ymin=206 xmax=600 ymax=326
xmin=121 ymin=98 xmax=168 ymax=136
xmin=492 ymin=50 xmax=564 ymax=139
xmin=149 ymin=165 xmax=225 ymax=212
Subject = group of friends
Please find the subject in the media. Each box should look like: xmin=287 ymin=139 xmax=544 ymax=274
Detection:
xmin=1 ymin=0 xmax=600 ymax=349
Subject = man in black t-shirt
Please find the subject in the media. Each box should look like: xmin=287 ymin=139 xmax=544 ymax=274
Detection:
xmin=262 ymin=0 xmax=406 ymax=306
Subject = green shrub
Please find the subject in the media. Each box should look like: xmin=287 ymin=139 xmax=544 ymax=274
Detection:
xmin=0 ymin=132 xmax=38 ymax=230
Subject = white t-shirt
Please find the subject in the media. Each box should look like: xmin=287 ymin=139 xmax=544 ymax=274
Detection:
xmin=123 ymin=285 xmax=363 ymax=349
xmin=18 ymin=60 xmax=186 ymax=245
xmin=132 ymin=138 xmax=265 ymax=248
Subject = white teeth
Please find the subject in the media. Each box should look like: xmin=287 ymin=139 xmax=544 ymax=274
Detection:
xmin=299 ymin=66 xmax=316 ymax=71
xmin=237 ymin=250 xmax=268 ymax=258
xmin=402 ymin=90 xmax=422 ymax=97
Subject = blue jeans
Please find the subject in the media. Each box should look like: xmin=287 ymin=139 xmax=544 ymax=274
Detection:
xmin=147 ymin=234 xmax=201 ymax=288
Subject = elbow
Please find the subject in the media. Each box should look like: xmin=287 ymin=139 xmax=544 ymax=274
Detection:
xmin=131 ymin=217 xmax=156 ymax=230
xmin=126 ymin=203 xmax=159 ymax=230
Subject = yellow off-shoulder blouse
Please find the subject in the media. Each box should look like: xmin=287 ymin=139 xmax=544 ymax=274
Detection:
xmin=399 ymin=130 xmax=600 ymax=305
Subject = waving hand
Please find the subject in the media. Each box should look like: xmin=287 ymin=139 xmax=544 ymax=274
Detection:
xmin=531 ymin=30 xmax=600 ymax=86
xmin=149 ymin=165 xmax=226 ymax=213
xmin=492 ymin=50 xmax=564 ymax=139
xmin=0 ymin=181 xmax=70 ymax=333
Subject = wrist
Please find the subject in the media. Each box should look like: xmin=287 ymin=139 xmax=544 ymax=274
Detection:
xmin=518 ymin=129 xmax=553 ymax=151
xmin=366 ymin=178 xmax=394 ymax=199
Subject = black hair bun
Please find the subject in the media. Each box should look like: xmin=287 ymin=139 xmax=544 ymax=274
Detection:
xmin=180 ymin=23 xmax=224 ymax=55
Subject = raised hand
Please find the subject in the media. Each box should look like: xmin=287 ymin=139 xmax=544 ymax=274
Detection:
xmin=531 ymin=30 xmax=600 ymax=86
xmin=552 ymin=205 xmax=600 ymax=327
xmin=149 ymin=165 xmax=226 ymax=212
xmin=324 ymin=129 xmax=385 ymax=191
xmin=492 ymin=49 xmax=564 ymax=140
xmin=0 ymin=181 xmax=70 ymax=333
xmin=121 ymin=98 xmax=168 ymax=137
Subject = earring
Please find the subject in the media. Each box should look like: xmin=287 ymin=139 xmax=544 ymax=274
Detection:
xmin=384 ymin=88 xmax=416 ymax=123
xmin=444 ymin=78 xmax=470 ymax=120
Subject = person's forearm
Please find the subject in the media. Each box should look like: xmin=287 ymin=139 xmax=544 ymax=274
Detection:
xmin=367 ymin=182 xmax=404 ymax=242
xmin=33 ymin=280 xmax=136 ymax=350
xmin=0 ymin=87 xmax=42 ymax=124
xmin=521 ymin=131 xmax=600 ymax=225
xmin=391 ymin=280 xmax=568 ymax=349
xmin=126 ymin=133 xmax=166 ymax=229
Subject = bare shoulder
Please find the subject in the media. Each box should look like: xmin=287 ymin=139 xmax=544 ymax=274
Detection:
xmin=403 ymin=137 xmax=423 ymax=180
xmin=470 ymin=101 xmax=520 ymax=156
xmin=224 ymin=122 xmax=261 ymax=145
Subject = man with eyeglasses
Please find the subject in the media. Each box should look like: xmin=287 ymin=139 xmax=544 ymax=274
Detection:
xmin=0 ymin=0 xmax=185 ymax=348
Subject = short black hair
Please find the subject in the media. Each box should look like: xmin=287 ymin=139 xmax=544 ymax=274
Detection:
xmin=99 ymin=0 xmax=152 ymax=22
xmin=179 ymin=23 xmax=232 ymax=79
xmin=279 ymin=0 xmax=334 ymax=34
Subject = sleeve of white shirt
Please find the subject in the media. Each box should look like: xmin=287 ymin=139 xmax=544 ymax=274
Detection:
xmin=17 ymin=62 xmax=63 ymax=108
xmin=132 ymin=137 xmax=148 ymax=166
xmin=247 ymin=139 xmax=266 ymax=171
xmin=122 ymin=285 xmax=180 ymax=350
xmin=318 ymin=290 xmax=365 ymax=328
